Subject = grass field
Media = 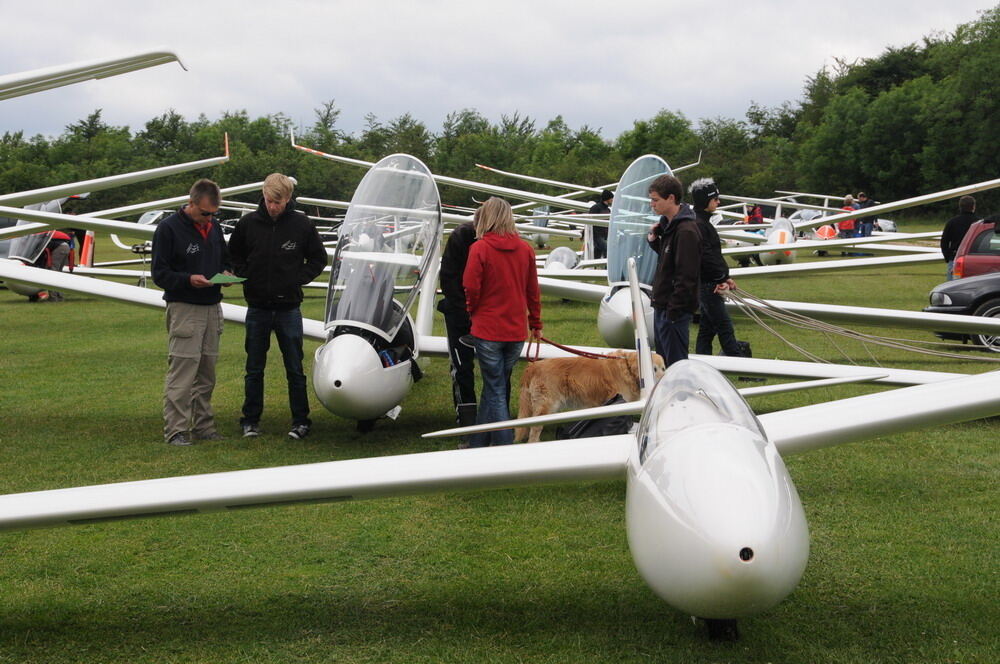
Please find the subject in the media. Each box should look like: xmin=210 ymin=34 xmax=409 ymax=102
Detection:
xmin=0 ymin=228 xmax=997 ymax=663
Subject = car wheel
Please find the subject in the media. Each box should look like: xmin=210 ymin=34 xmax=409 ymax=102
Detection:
xmin=972 ymin=298 xmax=1000 ymax=352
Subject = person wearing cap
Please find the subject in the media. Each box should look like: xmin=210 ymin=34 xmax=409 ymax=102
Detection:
xmin=688 ymin=178 xmax=741 ymax=357
xmin=229 ymin=173 xmax=328 ymax=441
xmin=856 ymin=191 xmax=878 ymax=237
xmin=588 ymin=189 xmax=614 ymax=259
xmin=151 ymin=178 xmax=232 ymax=446
xmin=646 ymin=174 xmax=701 ymax=367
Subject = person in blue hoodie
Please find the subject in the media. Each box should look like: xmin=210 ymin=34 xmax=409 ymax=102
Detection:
xmin=151 ymin=179 xmax=232 ymax=446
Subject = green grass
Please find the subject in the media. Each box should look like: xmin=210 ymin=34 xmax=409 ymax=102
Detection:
xmin=0 ymin=230 xmax=997 ymax=663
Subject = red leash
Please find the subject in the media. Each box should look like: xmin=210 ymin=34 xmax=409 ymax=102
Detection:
xmin=526 ymin=335 xmax=625 ymax=362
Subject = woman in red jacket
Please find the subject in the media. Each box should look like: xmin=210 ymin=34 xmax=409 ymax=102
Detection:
xmin=462 ymin=197 xmax=542 ymax=447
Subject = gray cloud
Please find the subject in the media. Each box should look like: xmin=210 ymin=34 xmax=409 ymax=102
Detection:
xmin=0 ymin=0 xmax=991 ymax=140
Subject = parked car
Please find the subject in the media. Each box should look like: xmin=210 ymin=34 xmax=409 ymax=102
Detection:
xmin=951 ymin=218 xmax=1000 ymax=279
xmin=924 ymin=272 xmax=1000 ymax=351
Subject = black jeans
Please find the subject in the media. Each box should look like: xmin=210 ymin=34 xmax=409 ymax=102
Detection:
xmin=696 ymin=283 xmax=741 ymax=356
xmin=444 ymin=312 xmax=477 ymax=419
xmin=241 ymin=307 xmax=310 ymax=427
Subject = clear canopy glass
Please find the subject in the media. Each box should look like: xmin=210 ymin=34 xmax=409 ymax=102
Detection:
xmin=607 ymin=155 xmax=670 ymax=286
xmin=324 ymin=154 xmax=441 ymax=342
xmin=637 ymin=360 xmax=764 ymax=465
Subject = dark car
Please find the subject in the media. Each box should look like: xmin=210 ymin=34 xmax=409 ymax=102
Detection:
xmin=924 ymin=272 xmax=1000 ymax=351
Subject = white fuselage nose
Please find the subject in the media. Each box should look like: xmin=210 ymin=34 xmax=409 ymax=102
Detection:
xmin=626 ymin=423 xmax=809 ymax=618
xmin=598 ymin=287 xmax=654 ymax=349
xmin=312 ymin=333 xmax=413 ymax=421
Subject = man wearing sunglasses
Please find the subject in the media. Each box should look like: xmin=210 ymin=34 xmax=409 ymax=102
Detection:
xmin=152 ymin=178 xmax=233 ymax=446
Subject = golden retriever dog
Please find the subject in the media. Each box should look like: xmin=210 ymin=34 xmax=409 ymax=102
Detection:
xmin=515 ymin=350 xmax=665 ymax=443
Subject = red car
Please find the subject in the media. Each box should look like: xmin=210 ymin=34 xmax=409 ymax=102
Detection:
xmin=952 ymin=219 xmax=1000 ymax=279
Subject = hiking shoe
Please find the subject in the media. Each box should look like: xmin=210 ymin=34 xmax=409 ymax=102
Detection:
xmin=288 ymin=424 xmax=311 ymax=440
xmin=167 ymin=432 xmax=193 ymax=446
xmin=242 ymin=423 xmax=261 ymax=438
xmin=194 ymin=431 xmax=225 ymax=441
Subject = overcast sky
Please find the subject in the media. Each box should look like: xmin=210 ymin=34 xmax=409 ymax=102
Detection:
xmin=0 ymin=1 xmax=993 ymax=142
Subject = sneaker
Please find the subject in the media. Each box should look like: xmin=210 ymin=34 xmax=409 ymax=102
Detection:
xmin=242 ymin=423 xmax=261 ymax=438
xmin=194 ymin=431 xmax=225 ymax=441
xmin=167 ymin=432 xmax=193 ymax=446
xmin=288 ymin=424 xmax=310 ymax=440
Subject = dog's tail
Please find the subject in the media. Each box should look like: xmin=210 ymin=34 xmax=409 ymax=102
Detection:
xmin=627 ymin=257 xmax=657 ymax=401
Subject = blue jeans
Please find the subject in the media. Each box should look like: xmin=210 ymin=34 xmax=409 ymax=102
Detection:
xmin=696 ymin=283 xmax=741 ymax=356
xmin=241 ymin=307 xmax=310 ymax=427
xmin=653 ymin=309 xmax=691 ymax=368
xmin=469 ymin=338 xmax=523 ymax=447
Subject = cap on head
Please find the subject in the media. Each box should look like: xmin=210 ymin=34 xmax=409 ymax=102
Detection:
xmin=688 ymin=178 xmax=720 ymax=210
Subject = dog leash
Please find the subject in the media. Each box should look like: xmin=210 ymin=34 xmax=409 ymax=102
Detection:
xmin=530 ymin=335 xmax=625 ymax=362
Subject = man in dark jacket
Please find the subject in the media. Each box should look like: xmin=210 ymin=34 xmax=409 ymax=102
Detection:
xmin=152 ymin=179 xmax=232 ymax=446
xmin=436 ymin=221 xmax=478 ymax=438
xmin=689 ymin=178 xmax=741 ymax=357
xmin=228 ymin=173 xmax=328 ymax=440
xmin=588 ymin=189 xmax=614 ymax=259
xmin=646 ymin=174 xmax=701 ymax=367
xmin=855 ymin=191 xmax=878 ymax=237
xmin=940 ymin=195 xmax=978 ymax=280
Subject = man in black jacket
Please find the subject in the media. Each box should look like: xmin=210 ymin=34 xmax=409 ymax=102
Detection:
xmin=588 ymin=189 xmax=614 ymax=259
xmin=228 ymin=173 xmax=328 ymax=440
xmin=940 ymin=195 xmax=978 ymax=280
xmin=152 ymin=179 xmax=232 ymax=446
xmin=689 ymin=178 xmax=741 ymax=357
xmin=436 ymin=221 xmax=478 ymax=440
xmin=646 ymin=174 xmax=701 ymax=367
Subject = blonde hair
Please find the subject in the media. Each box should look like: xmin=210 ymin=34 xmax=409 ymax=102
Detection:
xmin=263 ymin=173 xmax=294 ymax=200
xmin=473 ymin=197 xmax=516 ymax=238
xmin=843 ymin=195 xmax=855 ymax=206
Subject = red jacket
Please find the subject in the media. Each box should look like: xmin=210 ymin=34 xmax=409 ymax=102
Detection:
xmin=463 ymin=232 xmax=542 ymax=341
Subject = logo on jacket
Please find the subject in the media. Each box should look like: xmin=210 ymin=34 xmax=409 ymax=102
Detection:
xmin=186 ymin=243 xmax=200 ymax=255
xmin=281 ymin=240 xmax=298 ymax=251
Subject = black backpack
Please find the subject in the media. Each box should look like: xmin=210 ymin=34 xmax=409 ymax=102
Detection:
xmin=556 ymin=394 xmax=634 ymax=440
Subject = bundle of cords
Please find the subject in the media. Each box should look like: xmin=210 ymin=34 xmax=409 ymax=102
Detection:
xmin=725 ymin=287 xmax=1000 ymax=366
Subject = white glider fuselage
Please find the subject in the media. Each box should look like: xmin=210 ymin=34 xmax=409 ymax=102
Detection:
xmin=311 ymin=154 xmax=442 ymax=422
xmin=625 ymin=362 xmax=808 ymax=618
xmin=596 ymin=154 xmax=670 ymax=348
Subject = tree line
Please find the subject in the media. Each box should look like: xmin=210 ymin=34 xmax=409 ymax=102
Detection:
xmin=2 ymin=7 xmax=996 ymax=217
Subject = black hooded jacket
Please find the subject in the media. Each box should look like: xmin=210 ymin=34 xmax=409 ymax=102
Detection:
xmin=694 ymin=207 xmax=731 ymax=286
xmin=647 ymin=203 xmax=702 ymax=317
xmin=152 ymin=207 xmax=231 ymax=305
xmin=436 ymin=222 xmax=477 ymax=323
xmin=228 ymin=199 xmax=328 ymax=310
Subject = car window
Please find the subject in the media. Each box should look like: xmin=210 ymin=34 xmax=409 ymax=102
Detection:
xmin=970 ymin=228 xmax=1000 ymax=255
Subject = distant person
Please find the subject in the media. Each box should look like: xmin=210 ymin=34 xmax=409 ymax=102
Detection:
xmin=228 ymin=173 xmax=328 ymax=440
xmin=436 ymin=220 xmax=478 ymax=444
xmin=856 ymin=191 xmax=878 ymax=237
xmin=838 ymin=196 xmax=858 ymax=238
xmin=940 ymin=195 xmax=978 ymax=280
xmin=463 ymin=197 xmax=542 ymax=447
xmin=747 ymin=204 xmax=764 ymax=225
xmin=29 ymin=230 xmax=73 ymax=302
xmin=646 ymin=174 xmax=701 ymax=367
xmin=689 ymin=178 xmax=741 ymax=357
xmin=588 ymin=189 xmax=614 ymax=259
xmin=151 ymin=179 xmax=232 ymax=446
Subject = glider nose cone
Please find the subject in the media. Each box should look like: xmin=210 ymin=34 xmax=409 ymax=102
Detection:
xmin=599 ymin=287 xmax=653 ymax=349
xmin=626 ymin=425 xmax=809 ymax=618
xmin=313 ymin=334 xmax=413 ymax=421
